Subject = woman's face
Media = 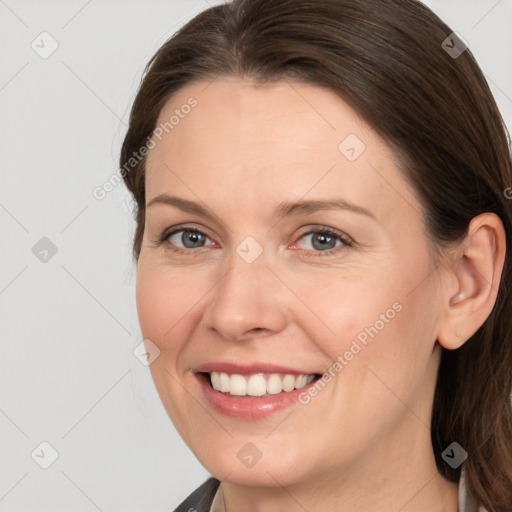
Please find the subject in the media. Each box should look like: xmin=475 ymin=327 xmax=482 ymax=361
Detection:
xmin=137 ymin=77 xmax=449 ymax=489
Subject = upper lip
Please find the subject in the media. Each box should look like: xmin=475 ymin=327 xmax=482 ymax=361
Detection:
xmin=193 ymin=362 xmax=319 ymax=375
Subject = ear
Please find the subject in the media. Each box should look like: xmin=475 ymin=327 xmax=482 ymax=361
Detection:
xmin=437 ymin=212 xmax=506 ymax=350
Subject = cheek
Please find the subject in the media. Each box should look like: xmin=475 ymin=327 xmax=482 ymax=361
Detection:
xmin=300 ymin=252 xmax=437 ymax=388
xmin=290 ymin=268 xmax=402 ymax=355
xmin=135 ymin=259 xmax=207 ymax=349
xmin=324 ymin=260 xmax=440 ymax=421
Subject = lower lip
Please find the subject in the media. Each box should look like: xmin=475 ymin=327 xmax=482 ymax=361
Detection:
xmin=196 ymin=373 xmax=317 ymax=419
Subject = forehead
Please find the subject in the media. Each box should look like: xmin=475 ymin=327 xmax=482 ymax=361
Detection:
xmin=147 ymin=77 xmax=370 ymax=165
xmin=144 ymin=77 xmax=421 ymax=227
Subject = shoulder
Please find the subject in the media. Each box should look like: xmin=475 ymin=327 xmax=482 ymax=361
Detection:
xmin=173 ymin=477 xmax=221 ymax=512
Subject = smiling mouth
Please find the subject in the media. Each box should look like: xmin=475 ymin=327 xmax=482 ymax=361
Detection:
xmin=201 ymin=371 xmax=322 ymax=397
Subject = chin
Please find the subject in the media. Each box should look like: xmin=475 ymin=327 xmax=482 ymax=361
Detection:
xmin=194 ymin=440 xmax=312 ymax=488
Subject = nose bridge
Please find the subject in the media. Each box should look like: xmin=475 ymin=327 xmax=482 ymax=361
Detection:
xmin=204 ymin=241 xmax=287 ymax=340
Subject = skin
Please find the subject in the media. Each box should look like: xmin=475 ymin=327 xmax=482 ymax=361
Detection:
xmin=136 ymin=77 xmax=506 ymax=512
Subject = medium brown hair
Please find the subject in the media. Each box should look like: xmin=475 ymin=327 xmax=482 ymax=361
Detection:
xmin=120 ymin=0 xmax=512 ymax=509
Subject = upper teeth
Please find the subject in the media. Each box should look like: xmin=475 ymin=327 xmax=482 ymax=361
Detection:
xmin=209 ymin=372 xmax=315 ymax=397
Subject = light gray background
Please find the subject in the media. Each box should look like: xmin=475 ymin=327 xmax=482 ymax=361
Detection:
xmin=1 ymin=1 xmax=511 ymax=510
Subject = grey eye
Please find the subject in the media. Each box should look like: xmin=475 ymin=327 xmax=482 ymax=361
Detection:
xmin=298 ymin=232 xmax=343 ymax=251
xmin=169 ymin=230 xmax=209 ymax=248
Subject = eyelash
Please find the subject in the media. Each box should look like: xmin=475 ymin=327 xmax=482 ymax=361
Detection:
xmin=156 ymin=225 xmax=353 ymax=257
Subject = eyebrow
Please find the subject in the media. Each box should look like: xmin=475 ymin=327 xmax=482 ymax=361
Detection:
xmin=146 ymin=194 xmax=376 ymax=221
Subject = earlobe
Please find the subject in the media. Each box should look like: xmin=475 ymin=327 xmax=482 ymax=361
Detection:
xmin=437 ymin=213 xmax=506 ymax=351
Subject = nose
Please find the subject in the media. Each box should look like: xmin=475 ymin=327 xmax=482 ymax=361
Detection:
xmin=202 ymin=246 xmax=288 ymax=342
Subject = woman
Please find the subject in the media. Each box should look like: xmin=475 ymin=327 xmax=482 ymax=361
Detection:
xmin=120 ymin=0 xmax=512 ymax=510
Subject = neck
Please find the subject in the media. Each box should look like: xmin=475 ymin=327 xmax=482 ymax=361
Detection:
xmin=219 ymin=424 xmax=459 ymax=512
